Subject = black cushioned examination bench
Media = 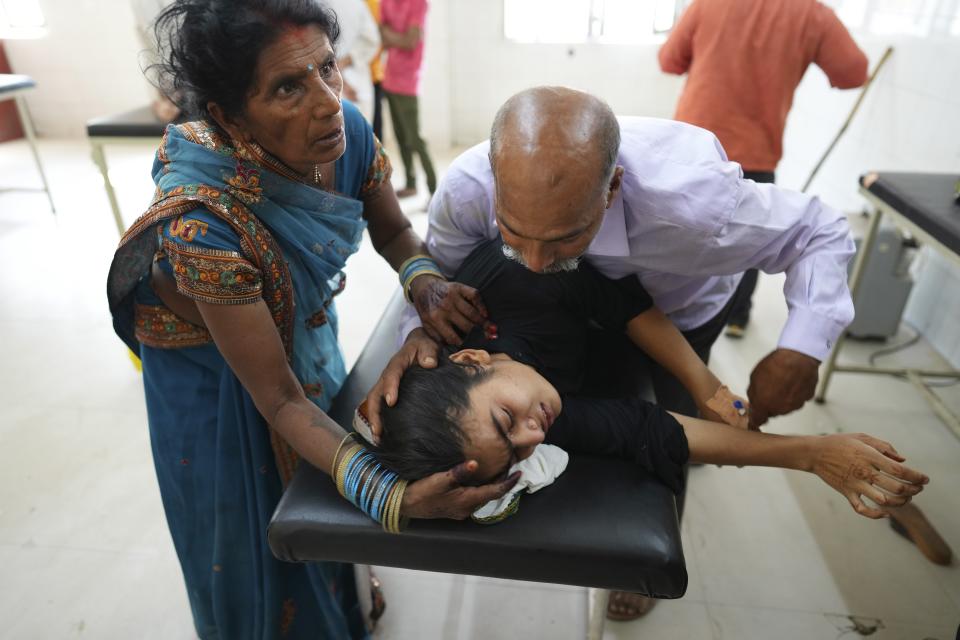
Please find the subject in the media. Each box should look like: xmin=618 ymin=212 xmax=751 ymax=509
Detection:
xmin=268 ymin=291 xmax=687 ymax=636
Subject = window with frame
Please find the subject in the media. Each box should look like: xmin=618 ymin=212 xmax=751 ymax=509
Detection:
xmin=503 ymin=0 xmax=687 ymax=44
xmin=0 ymin=0 xmax=46 ymax=38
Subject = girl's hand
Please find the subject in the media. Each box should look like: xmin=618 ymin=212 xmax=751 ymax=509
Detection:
xmin=810 ymin=433 xmax=928 ymax=519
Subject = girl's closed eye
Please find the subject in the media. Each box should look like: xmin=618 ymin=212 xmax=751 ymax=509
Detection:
xmin=502 ymin=408 xmax=514 ymax=434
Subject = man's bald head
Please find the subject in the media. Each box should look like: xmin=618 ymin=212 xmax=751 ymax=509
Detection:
xmin=489 ymin=86 xmax=621 ymax=191
xmin=485 ymin=87 xmax=625 ymax=274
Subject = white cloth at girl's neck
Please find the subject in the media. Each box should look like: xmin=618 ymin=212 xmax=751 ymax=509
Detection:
xmin=472 ymin=444 xmax=569 ymax=522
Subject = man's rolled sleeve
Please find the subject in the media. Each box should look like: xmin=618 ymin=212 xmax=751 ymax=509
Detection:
xmin=779 ymin=306 xmax=851 ymax=361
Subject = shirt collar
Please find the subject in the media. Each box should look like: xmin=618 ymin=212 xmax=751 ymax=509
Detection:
xmin=586 ymin=191 xmax=629 ymax=257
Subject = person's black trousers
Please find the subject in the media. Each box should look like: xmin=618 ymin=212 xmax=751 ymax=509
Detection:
xmin=371 ymin=81 xmax=384 ymax=142
xmin=727 ymin=170 xmax=776 ymax=327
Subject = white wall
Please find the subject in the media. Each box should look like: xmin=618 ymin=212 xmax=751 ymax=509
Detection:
xmin=3 ymin=0 xmax=451 ymax=142
xmin=418 ymin=0 xmax=451 ymax=149
xmin=4 ymin=0 xmax=155 ymax=137
xmin=442 ymin=1 xmax=683 ymax=146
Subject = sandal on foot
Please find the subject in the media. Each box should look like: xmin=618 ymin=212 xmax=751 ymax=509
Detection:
xmin=606 ymin=591 xmax=657 ymax=621
xmin=369 ymin=572 xmax=387 ymax=627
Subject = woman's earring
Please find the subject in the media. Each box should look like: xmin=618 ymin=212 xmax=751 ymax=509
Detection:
xmin=313 ymin=165 xmax=322 ymax=184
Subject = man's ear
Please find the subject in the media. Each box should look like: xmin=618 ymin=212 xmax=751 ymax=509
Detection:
xmin=449 ymin=349 xmax=493 ymax=367
xmin=605 ymin=166 xmax=624 ymax=208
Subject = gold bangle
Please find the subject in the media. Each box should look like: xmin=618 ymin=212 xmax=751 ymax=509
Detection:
xmin=330 ymin=432 xmax=355 ymax=477
xmin=384 ymin=479 xmax=408 ymax=533
xmin=382 ymin=481 xmax=400 ymax=532
xmin=391 ymin=480 xmax=408 ymax=533
xmin=334 ymin=443 xmax=363 ymax=498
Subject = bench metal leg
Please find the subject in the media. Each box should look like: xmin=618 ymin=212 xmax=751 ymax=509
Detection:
xmin=90 ymin=142 xmax=126 ymax=236
xmin=13 ymin=94 xmax=55 ymax=214
xmin=816 ymin=207 xmax=883 ymax=403
xmin=586 ymin=588 xmax=609 ymax=640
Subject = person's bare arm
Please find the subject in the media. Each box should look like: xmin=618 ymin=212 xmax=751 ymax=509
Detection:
xmin=198 ymin=299 xmax=345 ymax=470
xmin=363 ymin=180 xmax=487 ymax=334
xmin=671 ymin=412 xmax=929 ymax=518
xmin=626 ymin=308 xmax=745 ymax=425
xmin=657 ymin=0 xmax=699 ymax=74
xmin=380 ymin=23 xmax=421 ymax=50
xmin=813 ymin=3 xmax=868 ymax=88
xmin=362 ymin=178 xmax=425 ymax=270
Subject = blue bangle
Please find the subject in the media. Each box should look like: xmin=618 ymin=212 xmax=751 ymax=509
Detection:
xmin=372 ymin=471 xmax=398 ymax=520
xmin=345 ymin=452 xmax=375 ymax=506
xmin=358 ymin=463 xmax=379 ymax=513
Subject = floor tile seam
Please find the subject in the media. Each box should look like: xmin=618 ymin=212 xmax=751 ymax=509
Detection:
xmin=0 ymin=541 xmax=160 ymax=557
xmin=700 ymin=599 xmax=960 ymax=624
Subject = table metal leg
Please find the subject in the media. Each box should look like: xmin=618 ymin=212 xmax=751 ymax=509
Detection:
xmin=13 ymin=95 xmax=55 ymax=214
xmin=816 ymin=207 xmax=884 ymax=403
xmin=586 ymin=588 xmax=610 ymax=640
xmin=90 ymin=142 xmax=126 ymax=236
xmin=904 ymin=371 xmax=960 ymax=441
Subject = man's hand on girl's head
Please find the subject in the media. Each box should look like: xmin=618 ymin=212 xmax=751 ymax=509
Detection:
xmin=364 ymin=328 xmax=440 ymax=442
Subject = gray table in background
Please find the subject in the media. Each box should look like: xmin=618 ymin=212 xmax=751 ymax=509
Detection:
xmin=86 ymin=106 xmax=169 ymax=235
xmin=816 ymin=172 xmax=960 ymax=440
xmin=0 ymin=74 xmax=55 ymax=214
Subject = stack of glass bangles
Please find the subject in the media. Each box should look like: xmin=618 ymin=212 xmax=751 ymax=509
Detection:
xmin=399 ymin=253 xmax=445 ymax=302
xmin=332 ymin=433 xmax=409 ymax=533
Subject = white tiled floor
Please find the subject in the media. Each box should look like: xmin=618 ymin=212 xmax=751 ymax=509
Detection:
xmin=1 ymin=138 xmax=958 ymax=639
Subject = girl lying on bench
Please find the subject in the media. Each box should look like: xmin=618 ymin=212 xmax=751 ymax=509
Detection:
xmin=361 ymin=238 xmax=928 ymax=521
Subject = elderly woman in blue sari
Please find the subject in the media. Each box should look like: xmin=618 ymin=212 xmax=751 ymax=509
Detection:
xmin=106 ymin=1 xmax=513 ymax=638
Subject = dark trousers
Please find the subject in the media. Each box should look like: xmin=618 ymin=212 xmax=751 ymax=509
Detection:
xmin=727 ymin=170 xmax=776 ymax=327
xmin=384 ymin=90 xmax=437 ymax=193
xmin=372 ymin=81 xmax=384 ymax=142
xmin=581 ymin=296 xmax=736 ymax=517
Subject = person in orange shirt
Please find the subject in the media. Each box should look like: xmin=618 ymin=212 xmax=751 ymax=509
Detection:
xmin=659 ymin=0 xmax=867 ymax=338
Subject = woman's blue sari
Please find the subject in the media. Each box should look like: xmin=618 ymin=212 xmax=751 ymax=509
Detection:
xmin=107 ymin=101 xmax=385 ymax=639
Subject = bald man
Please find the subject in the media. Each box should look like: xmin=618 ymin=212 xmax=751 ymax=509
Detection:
xmin=365 ymin=85 xmax=856 ymax=618
xmin=374 ymin=85 xmax=854 ymax=428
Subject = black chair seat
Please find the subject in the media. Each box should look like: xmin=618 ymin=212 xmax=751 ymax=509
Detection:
xmin=86 ymin=106 xmax=170 ymax=138
xmin=268 ymin=291 xmax=688 ymax=596
xmin=0 ymin=74 xmax=35 ymax=97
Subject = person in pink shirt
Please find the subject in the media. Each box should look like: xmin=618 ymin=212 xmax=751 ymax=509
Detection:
xmin=380 ymin=0 xmax=436 ymax=198
xmin=659 ymin=0 xmax=868 ymax=338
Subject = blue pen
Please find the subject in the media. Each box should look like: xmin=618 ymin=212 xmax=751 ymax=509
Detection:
xmin=733 ymin=399 xmax=747 ymax=416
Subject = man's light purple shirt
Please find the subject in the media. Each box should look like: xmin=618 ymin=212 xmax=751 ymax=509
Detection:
xmin=402 ymin=117 xmax=855 ymax=361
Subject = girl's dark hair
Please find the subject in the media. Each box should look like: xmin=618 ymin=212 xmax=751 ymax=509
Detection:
xmin=370 ymin=357 xmax=492 ymax=481
xmin=148 ymin=0 xmax=340 ymax=120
